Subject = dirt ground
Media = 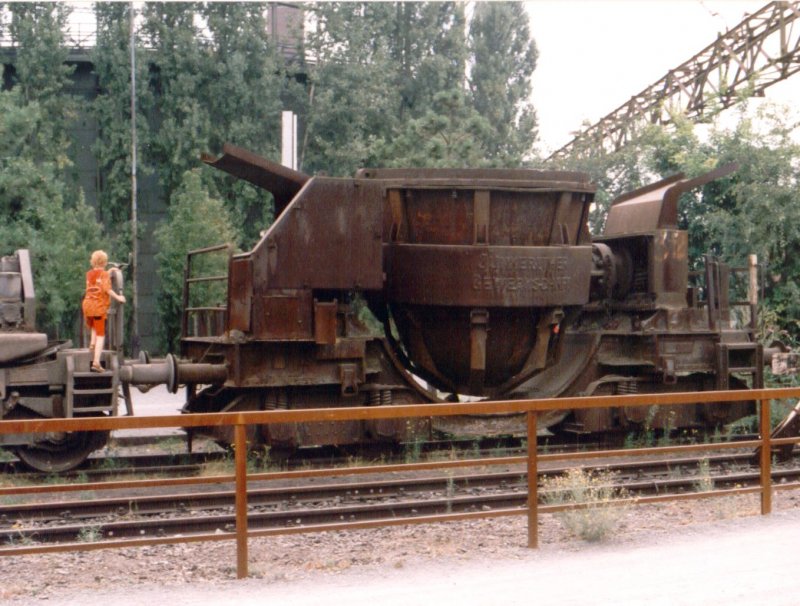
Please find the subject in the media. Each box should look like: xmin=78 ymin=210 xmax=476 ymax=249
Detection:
xmin=2 ymin=490 xmax=799 ymax=605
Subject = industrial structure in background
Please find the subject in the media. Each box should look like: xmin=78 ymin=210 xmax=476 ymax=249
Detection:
xmin=548 ymin=1 xmax=800 ymax=160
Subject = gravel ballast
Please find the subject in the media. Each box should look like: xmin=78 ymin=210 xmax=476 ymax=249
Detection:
xmin=1 ymin=490 xmax=799 ymax=604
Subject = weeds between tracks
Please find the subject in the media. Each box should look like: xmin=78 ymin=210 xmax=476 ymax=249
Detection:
xmin=540 ymin=468 xmax=630 ymax=542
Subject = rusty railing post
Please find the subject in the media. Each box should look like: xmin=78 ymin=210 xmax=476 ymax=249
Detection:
xmin=234 ymin=423 xmax=249 ymax=578
xmin=759 ymin=398 xmax=772 ymax=515
xmin=527 ymin=411 xmax=538 ymax=548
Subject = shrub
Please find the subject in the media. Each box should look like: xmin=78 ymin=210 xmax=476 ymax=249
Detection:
xmin=540 ymin=467 xmax=630 ymax=542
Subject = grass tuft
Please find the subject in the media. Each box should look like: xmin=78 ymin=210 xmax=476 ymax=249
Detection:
xmin=541 ymin=467 xmax=630 ymax=542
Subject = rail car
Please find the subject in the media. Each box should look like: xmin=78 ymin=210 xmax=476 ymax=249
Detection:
xmin=120 ymin=145 xmax=783 ymax=451
xmin=0 ymin=250 xmax=130 ymax=472
xmin=1 ymin=148 xmax=791 ymax=472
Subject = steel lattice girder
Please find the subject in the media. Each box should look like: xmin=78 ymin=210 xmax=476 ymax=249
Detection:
xmin=550 ymin=1 xmax=800 ymax=160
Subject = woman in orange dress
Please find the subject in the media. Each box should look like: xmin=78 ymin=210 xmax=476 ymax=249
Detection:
xmin=82 ymin=250 xmax=126 ymax=372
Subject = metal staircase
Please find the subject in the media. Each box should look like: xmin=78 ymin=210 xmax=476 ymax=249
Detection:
xmin=64 ymin=354 xmax=118 ymax=417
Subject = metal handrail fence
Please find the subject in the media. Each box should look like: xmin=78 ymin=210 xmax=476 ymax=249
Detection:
xmin=1 ymin=386 xmax=800 ymax=579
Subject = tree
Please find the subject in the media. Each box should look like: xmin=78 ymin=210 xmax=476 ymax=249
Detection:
xmin=200 ymin=2 xmax=287 ymax=247
xmin=7 ymin=2 xmax=76 ymax=148
xmin=386 ymin=2 xmax=468 ymax=121
xmin=0 ymin=4 xmax=107 ymax=339
xmin=469 ymin=2 xmax=538 ymax=165
xmin=382 ymin=89 xmax=494 ymax=167
xmin=300 ymin=3 xmax=401 ymax=175
xmin=154 ymin=170 xmax=238 ymax=352
xmin=92 ymin=3 xmax=154 ymax=232
xmin=302 ymin=2 xmax=539 ymax=174
xmin=139 ymin=3 xmax=288 ymax=247
xmin=0 ymin=90 xmax=105 ymax=338
xmin=694 ymin=106 xmax=800 ymax=331
xmin=139 ymin=2 xmax=211 ymax=202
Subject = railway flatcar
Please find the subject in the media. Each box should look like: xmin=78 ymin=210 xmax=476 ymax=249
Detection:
xmin=0 ymin=250 xmax=128 ymax=471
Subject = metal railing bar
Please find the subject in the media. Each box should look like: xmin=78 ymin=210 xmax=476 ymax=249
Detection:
xmin=539 ymin=439 xmax=765 ymax=462
xmin=187 ymin=244 xmax=231 ymax=257
xmin=0 ymin=530 xmax=234 ymax=557
xmin=2 ymin=386 xmax=800 ymax=435
xmin=538 ymin=485 xmax=762 ymax=514
xmin=246 ymin=507 xmax=524 ymax=539
xmin=774 ymin=481 xmax=800 ymax=492
xmin=185 ymin=275 xmax=227 ymax=284
xmin=0 ymin=474 xmax=237 ymax=497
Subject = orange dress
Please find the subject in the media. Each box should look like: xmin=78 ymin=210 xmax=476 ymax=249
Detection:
xmin=82 ymin=268 xmax=112 ymax=336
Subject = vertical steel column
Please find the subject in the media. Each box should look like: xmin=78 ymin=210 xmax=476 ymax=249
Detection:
xmin=759 ymin=399 xmax=772 ymax=515
xmin=527 ymin=411 xmax=538 ymax=549
xmin=129 ymin=2 xmax=140 ymax=356
xmin=234 ymin=424 xmax=249 ymax=578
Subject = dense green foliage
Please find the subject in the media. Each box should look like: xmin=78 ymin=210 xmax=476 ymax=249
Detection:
xmin=301 ymin=2 xmax=538 ymax=173
xmin=92 ymin=3 xmax=153 ymax=234
xmin=468 ymin=2 xmax=538 ymax=163
xmin=0 ymin=4 xmax=107 ymax=338
xmin=154 ymin=170 xmax=237 ymax=351
xmin=0 ymin=2 xmax=541 ymax=350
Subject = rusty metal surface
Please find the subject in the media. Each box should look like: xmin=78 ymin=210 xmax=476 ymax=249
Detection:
xmin=603 ymin=164 xmax=737 ymax=236
xmin=385 ymin=245 xmax=593 ymax=307
xmin=201 ymin=143 xmax=309 ymax=217
xmin=374 ymin=175 xmax=595 ymax=395
xmin=250 ymin=177 xmax=384 ymax=293
xmin=227 ymin=257 xmax=252 ymax=333
xmin=527 ymin=411 xmax=538 ymax=548
xmin=234 ymin=423 xmax=249 ymax=578
xmin=252 ymin=291 xmax=313 ymax=340
xmin=157 ymin=150 xmax=775 ymax=452
xmin=356 ymin=166 xmax=596 ymax=185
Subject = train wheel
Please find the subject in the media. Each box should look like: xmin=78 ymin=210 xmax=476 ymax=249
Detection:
xmin=15 ymin=430 xmax=109 ymax=473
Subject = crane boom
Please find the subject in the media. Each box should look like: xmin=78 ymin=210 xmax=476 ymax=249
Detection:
xmin=548 ymin=1 xmax=800 ymax=161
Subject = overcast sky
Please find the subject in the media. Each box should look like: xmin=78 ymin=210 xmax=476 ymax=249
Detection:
xmin=526 ymin=0 xmax=796 ymax=155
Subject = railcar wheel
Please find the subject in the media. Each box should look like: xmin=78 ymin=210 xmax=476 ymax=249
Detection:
xmin=15 ymin=430 xmax=109 ymax=473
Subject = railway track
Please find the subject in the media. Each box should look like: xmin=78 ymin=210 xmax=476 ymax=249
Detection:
xmin=0 ymin=435 xmax=573 ymax=480
xmin=1 ymin=431 xmax=757 ymax=481
xmin=1 ymin=451 xmax=794 ymax=545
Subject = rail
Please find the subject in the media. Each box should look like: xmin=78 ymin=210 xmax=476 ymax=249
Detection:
xmin=1 ymin=387 xmax=800 ymax=579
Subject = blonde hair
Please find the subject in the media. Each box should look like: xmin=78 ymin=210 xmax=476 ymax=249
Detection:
xmin=90 ymin=250 xmax=108 ymax=269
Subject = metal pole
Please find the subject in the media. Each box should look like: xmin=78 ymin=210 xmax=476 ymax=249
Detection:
xmin=759 ymin=398 xmax=772 ymax=515
xmin=234 ymin=423 xmax=249 ymax=578
xmin=527 ymin=411 xmax=538 ymax=548
xmin=748 ymin=254 xmax=758 ymax=332
xmin=129 ymin=2 xmax=140 ymax=356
